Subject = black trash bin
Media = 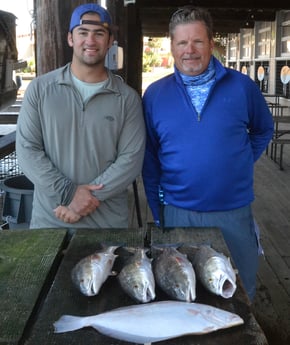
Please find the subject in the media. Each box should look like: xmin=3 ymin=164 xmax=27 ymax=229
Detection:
xmin=0 ymin=175 xmax=34 ymax=229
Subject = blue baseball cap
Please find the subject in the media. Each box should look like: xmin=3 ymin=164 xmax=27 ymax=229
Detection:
xmin=69 ymin=3 xmax=112 ymax=32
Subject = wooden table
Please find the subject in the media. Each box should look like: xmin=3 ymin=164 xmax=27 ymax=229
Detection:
xmin=0 ymin=227 xmax=268 ymax=345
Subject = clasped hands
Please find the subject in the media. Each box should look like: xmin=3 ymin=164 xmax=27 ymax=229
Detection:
xmin=54 ymin=184 xmax=103 ymax=224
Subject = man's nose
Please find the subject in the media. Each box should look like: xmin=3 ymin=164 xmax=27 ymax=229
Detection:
xmin=186 ymin=43 xmax=196 ymax=53
xmin=86 ymin=33 xmax=97 ymax=43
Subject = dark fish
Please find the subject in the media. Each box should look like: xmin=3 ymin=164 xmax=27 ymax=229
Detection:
xmin=71 ymin=245 xmax=118 ymax=297
xmin=153 ymin=247 xmax=196 ymax=302
xmin=192 ymin=245 xmax=237 ymax=298
xmin=118 ymin=248 xmax=155 ymax=303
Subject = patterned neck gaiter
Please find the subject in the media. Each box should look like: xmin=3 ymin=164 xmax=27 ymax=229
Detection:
xmin=179 ymin=57 xmax=216 ymax=118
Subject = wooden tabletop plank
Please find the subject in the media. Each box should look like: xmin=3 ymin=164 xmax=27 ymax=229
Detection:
xmin=0 ymin=229 xmax=68 ymax=345
xmin=149 ymin=226 xmax=229 ymax=252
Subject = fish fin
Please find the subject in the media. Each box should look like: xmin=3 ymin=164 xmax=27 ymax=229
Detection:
xmin=144 ymin=247 xmax=150 ymax=254
xmin=151 ymin=243 xmax=184 ymax=253
xmin=54 ymin=315 xmax=88 ymax=333
xmin=178 ymin=245 xmax=199 ymax=259
xmin=226 ymin=257 xmax=237 ymax=272
xmin=151 ymin=243 xmax=183 ymax=259
xmin=98 ymin=243 xmax=122 ymax=253
xmin=118 ymin=246 xmax=150 ymax=257
xmin=122 ymin=246 xmax=137 ymax=254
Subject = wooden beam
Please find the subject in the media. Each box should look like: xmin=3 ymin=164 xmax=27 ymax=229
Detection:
xmin=138 ymin=0 xmax=290 ymax=10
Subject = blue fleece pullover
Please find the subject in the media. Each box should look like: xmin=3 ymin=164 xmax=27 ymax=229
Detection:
xmin=142 ymin=57 xmax=274 ymax=223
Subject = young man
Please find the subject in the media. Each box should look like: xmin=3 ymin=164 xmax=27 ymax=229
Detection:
xmin=16 ymin=3 xmax=145 ymax=228
xmin=142 ymin=6 xmax=274 ymax=301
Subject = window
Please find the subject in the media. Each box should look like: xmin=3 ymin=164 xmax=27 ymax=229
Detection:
xmin=257 ymin=23 xmax=271 ymax=58
xmin=228 ymin=34 xmax=238 ymax=60
xmin=240 ymin=29 xmax=252 ymax=59
xmin=281 ymin=11 xmax=290 ymax=56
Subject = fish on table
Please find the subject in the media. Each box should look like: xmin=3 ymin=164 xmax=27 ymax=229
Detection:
xmin=118 ymin=247 xmax=155 ymax=303
xmin=54 ymin=300 xmax=244 ymax=344
xmin=71 ymin=245 xmax=119 ymax=297
xmin=152 ymin=247 xmax=196 ymax=302
xmin=190 ymin=245 xmax=237 ymax=298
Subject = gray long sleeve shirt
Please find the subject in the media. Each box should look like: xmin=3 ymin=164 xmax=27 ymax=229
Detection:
xmin=16 ymin=64 xmax=145 ymax=228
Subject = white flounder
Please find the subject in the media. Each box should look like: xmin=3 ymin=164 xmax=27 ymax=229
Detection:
xmin=54 ymin=300 xmax=244 ymax=344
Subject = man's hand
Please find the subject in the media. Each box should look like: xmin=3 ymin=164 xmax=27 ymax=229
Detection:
xmin=54 ymin=205 xmax=81 ymax=223
xmin=68 ymin=184 xmax=103 ymax=216
xmin=54 ymin=184 xmax=103 ymax=223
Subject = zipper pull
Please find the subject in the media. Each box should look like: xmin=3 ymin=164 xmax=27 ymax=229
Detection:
xmin=197 ymin=113 xmax=201 ymax=121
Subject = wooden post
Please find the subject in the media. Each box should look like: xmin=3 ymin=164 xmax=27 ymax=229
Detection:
xmin=124 ymin=3 xmax=143 ymax=94
xmin=107 ymin=0 xmax=142 ymax=94
xmin=34 ymin=0 xmax=91 ymax=75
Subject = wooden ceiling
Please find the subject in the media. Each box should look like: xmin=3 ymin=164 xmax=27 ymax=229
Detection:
xmin=136 ymin=0 xmax=290 ymax=37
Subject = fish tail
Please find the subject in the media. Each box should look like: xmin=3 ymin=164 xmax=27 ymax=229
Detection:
xmin=54 ymin=315 xmax=89 ymax=333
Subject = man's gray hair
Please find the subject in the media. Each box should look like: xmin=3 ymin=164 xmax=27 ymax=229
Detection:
xmin=169 ymin=6 xmax=214 ymax=40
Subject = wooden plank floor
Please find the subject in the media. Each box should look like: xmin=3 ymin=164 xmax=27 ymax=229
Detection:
xmin=252 ymin=143 xmax=290 ymax=345
xmin=128 ymin=142 xmax=290 ymax=345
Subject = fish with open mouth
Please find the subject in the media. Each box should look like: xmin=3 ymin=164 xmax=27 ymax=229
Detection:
xmin=118 ymin=247 xmax=155 ymax=303
xmin=71 ymin=245 xmax=119 ymax=297
xmin=153 ymin=247 xmax=196 ymax=302
xmin=191 ymin=245 xmax=237 ymax=298
xmin=54 ymin=300 xmax=244 ymax=344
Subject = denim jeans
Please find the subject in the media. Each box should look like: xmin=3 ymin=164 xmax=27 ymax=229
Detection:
xmin=163 ymin=204 xmax=260 ymax=301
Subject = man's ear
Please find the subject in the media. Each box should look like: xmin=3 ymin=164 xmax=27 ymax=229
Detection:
xmin=210 ymin=39 xmax=215 ymax=52
xmin=67 ymin=32 xmax=73 ymax=47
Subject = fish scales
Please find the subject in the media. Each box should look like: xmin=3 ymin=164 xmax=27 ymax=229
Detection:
xmin=54 ymin=300 xmax=244 ymax=344
xmin=118 ymin=248 xmax=155 ymax=303
xmin=192 ymin=245 xmax=237 ymax=298
xmin=71 ymin=245 xmax=118 ymax=297
xmin=153 ymin=247 xmax=196 ymax=302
